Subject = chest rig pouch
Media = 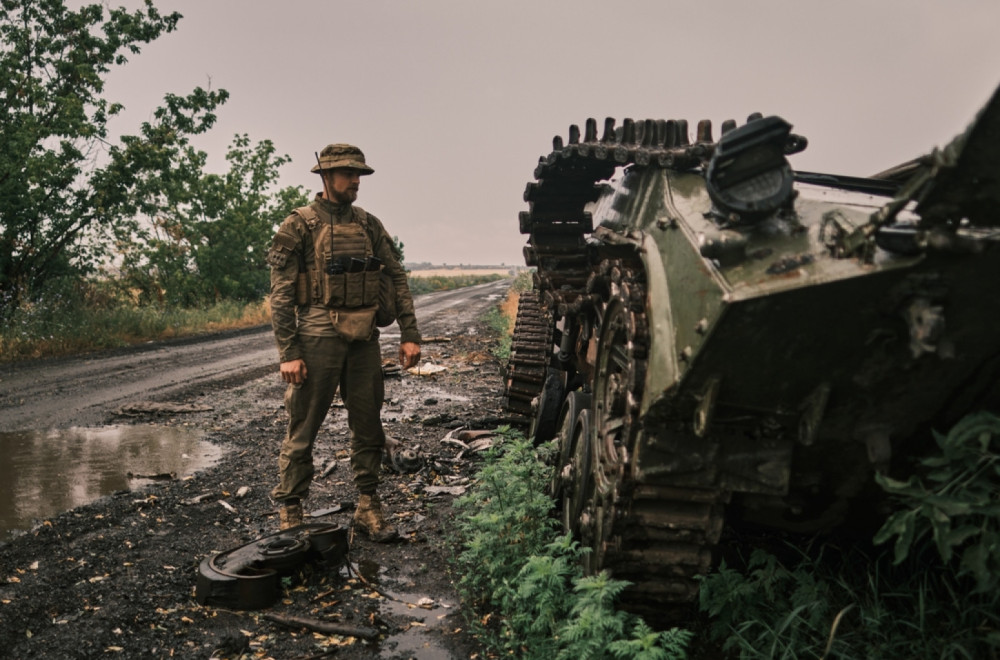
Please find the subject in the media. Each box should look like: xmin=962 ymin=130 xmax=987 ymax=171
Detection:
xmin=294 ymin=206 xmax=382 ymax=341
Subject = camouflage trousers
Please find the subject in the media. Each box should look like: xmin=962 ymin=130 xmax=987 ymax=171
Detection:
xmin=271 ymin=334 xmax=386 ymax=502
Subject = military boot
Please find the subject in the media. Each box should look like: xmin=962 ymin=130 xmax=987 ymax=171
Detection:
xmin=354 ymin=493 xmax=399 ymax=542
xmin=279 ymin=499 xmax=303 ymax=530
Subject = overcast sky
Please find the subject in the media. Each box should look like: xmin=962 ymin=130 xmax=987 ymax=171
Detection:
xmin=100 ymin=0 xmax=1000 ymax=265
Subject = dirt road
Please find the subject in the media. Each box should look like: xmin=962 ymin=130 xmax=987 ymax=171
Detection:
xmin=0 ymin=279 xmax=512 ymax=433
xmin=0 ymin=279 xmax=517 ymax=659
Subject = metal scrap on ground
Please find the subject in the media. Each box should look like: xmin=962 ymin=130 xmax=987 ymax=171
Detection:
xmin=407 ymin=362 xmax=447 ymax=376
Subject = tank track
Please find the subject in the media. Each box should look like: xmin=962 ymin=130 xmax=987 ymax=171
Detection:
xmin=515 ymin=117 xmax=731 ymax=612
xmin=502 ymin=291 xmax=553 ymax=417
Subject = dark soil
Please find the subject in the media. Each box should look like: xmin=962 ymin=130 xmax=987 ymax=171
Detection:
xmin=0 ymin=321 xmax=514 ymax=659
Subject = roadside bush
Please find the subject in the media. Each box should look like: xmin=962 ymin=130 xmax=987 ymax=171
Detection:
xmin=0 ymin=277 xmax=269 ymax=361
xmin=451 ymin=428 xmax=692 ymax=659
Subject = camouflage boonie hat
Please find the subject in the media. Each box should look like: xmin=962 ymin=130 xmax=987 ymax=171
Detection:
xmin=311 ymin=143 xmax=374 ymax=174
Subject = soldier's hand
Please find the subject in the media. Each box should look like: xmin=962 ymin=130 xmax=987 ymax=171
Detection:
xmin=399 ymin=342 xmax=421 ymax=370
xmin=280 ymin=359 xmax=307 ymax=384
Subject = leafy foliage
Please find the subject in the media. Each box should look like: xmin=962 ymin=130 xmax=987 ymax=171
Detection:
xmin=700 ymin=411 xmax=1000 ymax=659
xmin=112 ymin=134 xmax=307 ymax=306
xmin=451 ymin=429 xmax=692 ymax=659
xmin=700 ymin=548 xmax=844 ymax=658
xmin=699 ymin=542 xmax=1000 ymax=659
xmin=0 ymin=0 xmax=229 ymax=319
xmin=874 ymin=411 xmax=1000 ymax=593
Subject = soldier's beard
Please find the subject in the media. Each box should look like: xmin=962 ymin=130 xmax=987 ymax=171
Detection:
xmin=330 ymin=188 xmax=357 ymax=204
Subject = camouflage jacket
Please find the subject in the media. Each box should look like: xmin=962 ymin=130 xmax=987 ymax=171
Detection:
xmin=267 ymin=195 xmax=421 ymax=362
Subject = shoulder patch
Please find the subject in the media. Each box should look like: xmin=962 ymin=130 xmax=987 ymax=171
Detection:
xmin=267 ymin=230 xmax=299 ymax=268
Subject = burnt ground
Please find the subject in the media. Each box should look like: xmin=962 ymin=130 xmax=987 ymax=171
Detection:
xmin=0 ymin=294 xmax=517 ymax=659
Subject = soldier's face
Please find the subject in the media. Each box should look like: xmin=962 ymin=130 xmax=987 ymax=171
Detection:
xmin=323 ymin=169 xmax=361 ymax=203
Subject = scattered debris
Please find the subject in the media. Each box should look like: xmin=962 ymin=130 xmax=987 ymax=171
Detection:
xmin=261 ymin=612 xmax=380 ymax=640
xmin=319 ymin=460 xmax=338 ymax=478
xmin=441 ymin=437 xmax=469 ymax=451
xmin=457 ymin=429 xmax=495 ymax=442
xmin=467 ymin=438 xmax=494 ymax=453
xmin=423 ymin=485 xmax=467 ymax=497
xmin=217 ymin=500 xmax=237 ymax=514
xmin=420 ymin=413 xmax=457 ymax=426
xmin=421 ymin=336 xmax=452 ymax=343
xmin=182 ymin=493 xmax=214 ymax=506
xmin=408 ymin=362 xmax=446 ymax=376
xmin=116 ymin=401 xmax=214 ymax=416
xmin=127 ymin=472 xmax=176 ymax=481
xmin=384 ymin=435 xmax=424 ymax=473
xmin=235 ymin=486 xmax=251 ymax=499
xmin=308 ymin=505 xmax=344 ymax=518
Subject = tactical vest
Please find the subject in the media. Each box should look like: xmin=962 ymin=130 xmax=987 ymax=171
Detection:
xmin=292 ymin=205 xmax=380 ymax=310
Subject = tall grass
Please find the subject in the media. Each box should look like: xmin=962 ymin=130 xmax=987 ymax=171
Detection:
xmin=0 ymin=278 xmax=270 ymax=362
xmin=481 ymin=269 xmax=534 ymax=361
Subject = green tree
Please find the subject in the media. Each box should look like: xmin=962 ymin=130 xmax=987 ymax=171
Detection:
xmin=116 ymin=134 xmax=307 ymax=305
xmin=0 ymin=0 xmax=228 ymax=320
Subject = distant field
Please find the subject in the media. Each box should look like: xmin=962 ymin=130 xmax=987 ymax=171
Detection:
xmin=408 ymin=268 xmax=517 ymax=278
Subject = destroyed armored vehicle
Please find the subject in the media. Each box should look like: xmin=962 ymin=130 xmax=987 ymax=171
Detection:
xmin=503 ymin=84 xmax=1000 ymax=611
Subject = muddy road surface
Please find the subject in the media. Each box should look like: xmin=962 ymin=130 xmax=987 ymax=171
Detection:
xmin=0 ymin=278 xmax=518 ymax=659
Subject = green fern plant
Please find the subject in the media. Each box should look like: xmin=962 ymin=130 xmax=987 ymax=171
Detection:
xmin=555 ymin=572 xmax=632 ymax=660
xmin=451 ymin=428 xmax=693 ymax=660
xmin=452 ymin=429 xmax=559 ymax=612
xmin=608 ymin=621 xmax=693 ymax=660
xmin=507 ymin=534 xmax=586 ymax=641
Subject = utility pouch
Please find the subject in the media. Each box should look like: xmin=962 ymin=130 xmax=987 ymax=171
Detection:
xmin=343 ymin=271 xmax=366 ymax=308
xmin=329 ymin=306 xmax=377 ymax=342
xmin=376 ymin=272 xmax=397 ymax=327
xmin=326 ymin=272 xmax=348 ymax=308
xmin=362 ymin=270 xmax=380 ymax=307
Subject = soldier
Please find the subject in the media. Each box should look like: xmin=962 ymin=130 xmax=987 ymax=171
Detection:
xmin=266 ymin=143 xmax=421 ymax=541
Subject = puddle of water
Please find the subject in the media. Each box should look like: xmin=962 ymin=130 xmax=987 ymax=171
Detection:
xmin=0 ymin=424 xmax=223 ymax=540
xmin=380 ymin=592 xmax=460 ymax=660
xmin=351 ymin=560 xmax=461 ymax=659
